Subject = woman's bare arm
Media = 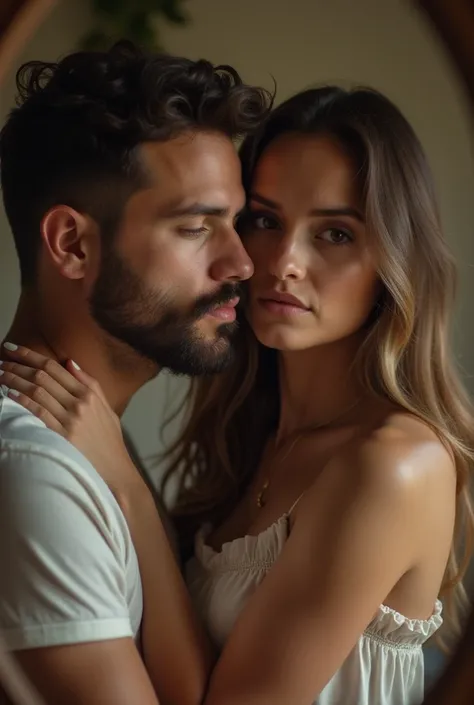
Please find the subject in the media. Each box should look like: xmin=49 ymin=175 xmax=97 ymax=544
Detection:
xmin=203 ymin=429 xmax=454 ymax=705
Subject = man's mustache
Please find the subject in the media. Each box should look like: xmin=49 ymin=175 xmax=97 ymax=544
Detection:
xmin=192 ymin=283 xmax=243 ymax=319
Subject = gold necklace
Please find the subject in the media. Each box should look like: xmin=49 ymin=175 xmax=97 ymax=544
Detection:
xmin=256 ymin=397 xmax=361 ymax=509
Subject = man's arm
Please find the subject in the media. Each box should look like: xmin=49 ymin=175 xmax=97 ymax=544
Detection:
xmin=14 ymin=640 xmax=158 ymax=705
xmin=0 ymin=446 xmax=159 ymax=705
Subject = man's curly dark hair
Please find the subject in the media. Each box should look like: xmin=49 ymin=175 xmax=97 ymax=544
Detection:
xmin=0 ymin=41 xmax=272 ymax=285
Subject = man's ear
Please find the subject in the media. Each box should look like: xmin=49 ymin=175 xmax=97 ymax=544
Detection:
xmin=40 ymin=205 xmax=99 ymax=281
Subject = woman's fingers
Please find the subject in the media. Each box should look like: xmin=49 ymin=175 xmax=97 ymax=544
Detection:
xmin=1 ymin=343 xmax=86 ymax=398
xmin=0 ymin=364 xmax=69 ymax=425
xmin=0 ymin=360 xmax=77 ymax=411
xmin=0 ymin=380 xmax=66 ymax=436
xmin=64 ymin=360 xmax=108 ymax=404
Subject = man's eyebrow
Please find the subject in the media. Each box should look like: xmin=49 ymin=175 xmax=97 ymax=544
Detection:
xmin=162 ymin=203 xmax=230 ymax=218
xmin=250 ymin=193 xmax=364 ymax=223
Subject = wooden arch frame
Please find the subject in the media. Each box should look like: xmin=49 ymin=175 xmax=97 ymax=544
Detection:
xmin=0 ymin=0 xmax=56 ymax=86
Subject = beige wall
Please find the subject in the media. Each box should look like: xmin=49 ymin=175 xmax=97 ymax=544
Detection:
xmin=1 ymin=0 xmax=473 ymax=477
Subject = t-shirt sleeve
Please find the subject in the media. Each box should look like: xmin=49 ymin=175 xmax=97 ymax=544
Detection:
xmin=0 ymin=446 xmax=134 ymax=651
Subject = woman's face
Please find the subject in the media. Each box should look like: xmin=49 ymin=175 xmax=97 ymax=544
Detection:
xmin=242 ymin=133 xmax=380 ymax=352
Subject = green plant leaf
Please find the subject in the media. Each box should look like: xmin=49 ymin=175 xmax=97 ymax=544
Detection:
xmin=82 ymin=0 xmax=189 ymax=52
xmin=92 ymin=0 xmax=127 ymax=17
xmin=81 ymin=28 xmax=113 ymax=50
xmin=138 ymin=0 xmax=168 ymax=11
xmin=126 ymin=12 xmax=155 ymax=45
xmin=160 ymin=0 xmax=188 ymax=24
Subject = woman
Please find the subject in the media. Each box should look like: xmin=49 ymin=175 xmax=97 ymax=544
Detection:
xmin=2 ymin=86 xmax=473 ymax=705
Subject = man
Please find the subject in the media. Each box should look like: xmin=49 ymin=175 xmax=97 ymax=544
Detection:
xmin=0 ymin=40 xmax=270 ymax=705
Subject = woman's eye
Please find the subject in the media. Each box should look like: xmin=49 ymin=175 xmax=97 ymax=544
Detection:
xmin=253 ymin=214 xmax=279 ymax=230
xmin=237 ymin=210 xmax=280 ymax=234
xmin=318 ymin=228 xmax=353 ymax=245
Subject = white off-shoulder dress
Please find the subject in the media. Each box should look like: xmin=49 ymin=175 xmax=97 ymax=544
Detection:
xmin=186 ymin=505 xmax=443 ymax=705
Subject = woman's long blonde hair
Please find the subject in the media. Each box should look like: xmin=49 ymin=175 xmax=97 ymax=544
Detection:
xmin=162 ymin=86 xmax=474 ymax=648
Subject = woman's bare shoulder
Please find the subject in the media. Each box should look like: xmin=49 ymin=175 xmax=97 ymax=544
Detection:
xmin=305 ymin=408 xmax=456 ymax=511
xmin=333 ymin=409 xmax=456 ymax=501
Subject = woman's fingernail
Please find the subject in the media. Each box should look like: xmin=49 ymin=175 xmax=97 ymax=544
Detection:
xmin=8 ymin=389 xmax=20 ymax=397
xmin=3 ymin=342 xmax=18 ymax=351
xmin=0 ymin=360 xmax=3 ymax=366
xmin=0 ymin=370 xmax=4 ymax=376
xmin=71 ymin=360 xmax=81 ymax=370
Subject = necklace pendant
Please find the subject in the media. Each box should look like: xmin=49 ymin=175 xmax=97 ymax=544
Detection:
xmin=257 ymin=479 xmax=269 ymax=508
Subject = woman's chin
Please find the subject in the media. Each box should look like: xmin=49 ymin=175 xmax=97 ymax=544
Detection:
xmin=252 ymin=326 xmax=311 ymax=352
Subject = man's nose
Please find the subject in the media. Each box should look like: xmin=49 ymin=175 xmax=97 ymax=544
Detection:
xmin=210 ymin=227 xmax=254 ymax=282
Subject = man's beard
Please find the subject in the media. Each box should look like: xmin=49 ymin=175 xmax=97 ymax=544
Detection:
xmin=89 ymin=248 xmax=241 ymax=376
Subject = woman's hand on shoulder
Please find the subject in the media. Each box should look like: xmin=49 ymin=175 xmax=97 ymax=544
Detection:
xmin=0 ymin=344 xmax=146 ymax=502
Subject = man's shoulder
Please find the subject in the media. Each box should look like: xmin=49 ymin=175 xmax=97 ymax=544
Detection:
xmin=0 ymin=392 xmax=143 ymax=652
xmin=0 ymin=390 xmax=127 ymax=534
xmin=1 ymin=386 xmax=82 ymax=460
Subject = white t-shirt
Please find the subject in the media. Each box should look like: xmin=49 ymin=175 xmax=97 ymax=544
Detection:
xmin=0 ymin=386 xmax=142 ymax=651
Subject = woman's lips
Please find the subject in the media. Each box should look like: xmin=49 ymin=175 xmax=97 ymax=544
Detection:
xmin=257 ymin=292 xmax=310 ymax=316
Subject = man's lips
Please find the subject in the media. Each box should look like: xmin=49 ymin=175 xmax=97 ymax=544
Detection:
xmin=207 ymin=297 xmax=240 ymax=322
